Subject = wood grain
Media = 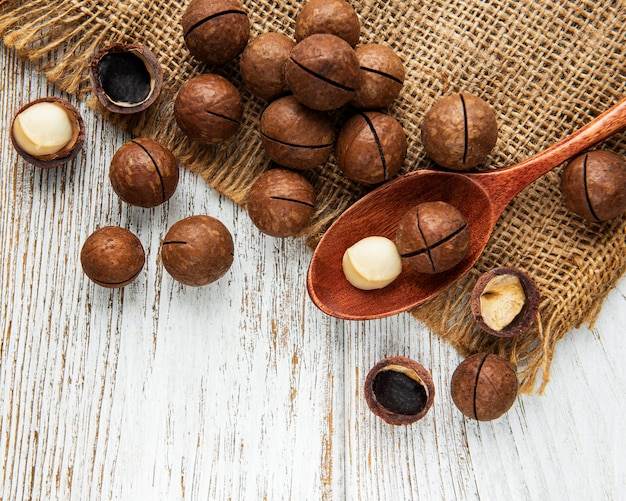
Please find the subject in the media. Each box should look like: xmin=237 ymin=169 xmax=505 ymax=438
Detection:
xmin=1 ymin=44 xmax=625 ymax=500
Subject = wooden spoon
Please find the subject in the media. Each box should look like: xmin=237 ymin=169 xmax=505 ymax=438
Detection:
xmin=307 ymin=96 xmax=626 ymax=320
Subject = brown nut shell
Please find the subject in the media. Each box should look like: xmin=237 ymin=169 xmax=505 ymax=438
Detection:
xmin=450 ymin=352 xmax=518 ymax=421
xmin=364 ymin=356 xmax=435 ymax=425
xmin=161 ymin=215 xmax=235 ymax=287
xmin=260 ymin=95 xmax=335 ymax=170
xmin=89 ymin=43 xmax=163 ymax=114
xmin=174 ymin=74 xmax=243 ymax=145
xmin=247 ymin=169 xmax=316 ymax=237
xmin=470 ymin=266 xmax=539 ymax=337
xmin=109 ymin=138 xmax=179 ymax=208
xmin=295 ymin=0 xmax=360 ymax=47
xmin=285 ymin=34 xmax=361 ymax=111
xmin=240 ymin=32 xmax=295 ymax=102
xmin=396 ymin=201 xmax=470 ymax=274
xmin=336 ymin=111 xmax=407 ymax=184
xmin=351 ymin=44 xmax=405 ymax=110
xmin=181 ymin=0 xmax=250 ymax=65
xmin=560 ymin=150 xmax=626 ymax=222
xmin=421 ymin=93 xmax=498 ymax=171
xmin=10 ymin=97 xmax=85 ymax=169
xmin=80 ymin=226 xmax=145 ymax=288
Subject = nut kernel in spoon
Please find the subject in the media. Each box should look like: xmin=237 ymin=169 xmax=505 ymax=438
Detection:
xmin=12 ymin=102 xmax=74 ymax=157
xmin=479 ymin=274 xmax=525 ymax=331
xmin=342 ymin=236 xmax=402 ymax=290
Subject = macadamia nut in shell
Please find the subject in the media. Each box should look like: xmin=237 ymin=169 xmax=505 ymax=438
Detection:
xmin=450 ymin=352 xmax=518 ymax=421
xmin=182 ymin=0 xmax=250 ymax=65
xmin=161 ymin=215 xmax=234 ymax=286
xmin=240 ymin=33 xmax=295 ymax=102
xmin=174 ymin=74 xmax=243 ymax=145
xmin=247 ymin=169 xmax=316 ymax=237
xmin=80 ymin=226 xmax=145 ymax=288
xmin=109 ymin=138 xmax=179 ymax=208
xmin=421 ymin=93 xmax=498 ymax=171
xmin=259 ymin=95 xmax=335 ymax=170
xmin=295 ymin=0 xmax=360 ymax=47
xmin=336 ymin=111 xmax=407 ymax=184
xmin=285 ymin=34 xmax=361 ymax=111
xmin=560 ymin=150 xmax=626 ymax=222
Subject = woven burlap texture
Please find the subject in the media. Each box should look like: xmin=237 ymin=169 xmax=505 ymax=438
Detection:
xmin=1 ymin=0 xmax=624 ymax=393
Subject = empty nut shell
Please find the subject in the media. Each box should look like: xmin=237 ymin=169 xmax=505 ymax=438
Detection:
xmin=560 ymin=150 xmax=626 ymax=222
xmin=10 ymin=97 xmax=85 ymax=169
xmin=161 ymin=215 xmax=235 ymax=286
xmin=181 ymin=0 xmax=250 ymax=65
xmin=450 ymin=352 xmax=518 ymax=421
xmin=364 ymin=356 xmax=435 ymax=425
xmin=421 ymin=93 xmax=498 ymax=171
xmin=174 ymin=74 xmax=243 ymax=145
xmin=240 ymin=32 xmax=295 ymax=102
xmin=351 ymin=44 xmax=405 ymax=110
xmin=247 ymin=169 xmax=316 ymax=237
xmin=336 ymin=111 xmax=407 ymax=184
xmin=470 ymin=266 xmax=539 ymax=337
xmin=295 ymin=0 xmax=360 ymax=47
xmin=109 ymin=138 xmax=179 ymax=208
xmin=80 ymin=226 xmax=145 ymax=288
xmin=396 ymin=201 xmax=470 ymax=274
xmin=89 ymin=43 xmax=163 ymax=114
xmin=285 ymin=33 xmax=361 ymax=111
xmin=259 ymin=95 xmax=335 ymax=170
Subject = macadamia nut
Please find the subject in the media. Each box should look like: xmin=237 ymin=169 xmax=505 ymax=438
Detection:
xmin=342 ymin=236 xmax=402 ymax=290
xmin=470 ymin=266 xmax=539 ymax=337
xmin=12 ymin=102 xmax=74 ymax=157
xmin=479 ymin=274 xmax=525 ymax=332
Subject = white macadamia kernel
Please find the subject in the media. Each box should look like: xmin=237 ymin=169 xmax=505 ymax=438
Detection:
xmin=12 ymin=102 xmax=74 ymax=157
xmin=479 ymin=274 xmax=526 ymax=331
xmin=342 ymin=236 xmax=402 ymax=290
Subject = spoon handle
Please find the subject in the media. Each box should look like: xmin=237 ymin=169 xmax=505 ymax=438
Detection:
xmin=471 ymin=95 xmax=626 ymax=217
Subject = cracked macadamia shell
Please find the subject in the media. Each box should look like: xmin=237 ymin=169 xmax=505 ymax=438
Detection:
xmin=89 ymin=43 xmax=163 ymax=114
xmin=295 ymin=0 xmax=360 ymax=47
xmin=174 ymin=74 xmax=243 ymax=145
xmin=259 ymin=95 xmax=335 ymax=170
xmin=560 ymin=150 xmax=626 ymax=222
xmin=450 ymin=352 xmax=518 ymax=421
xmin=364 ymin=356 xmax=435 ymax=425
xmin=80 ymin=226 xmax=145 ymax=288
xmin=181 ymin=0 xmax=250 ymax=65
xmin=336 ymin=111 xmax=407 ymax=184
xmin=285 ymin=33 xmax=361 ymax=111
xmin=470 ymin=266 xmax=539 ymax=337
xmin=240 ymin=32 xmax=295 ymax=102
xmin=421 ymin=93 xmax=498 ymax=171
xmin=10 ymin=97 xmax=85 ymax=169
xmin=246 ymin=169 xmax=316 ymax=237
xmin=161 ymin=215 xmax=234 ymax=287
xmin=109 ymin=138 xmax=179 ymax=208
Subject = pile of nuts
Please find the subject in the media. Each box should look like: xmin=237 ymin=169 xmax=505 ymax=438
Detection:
xmin=8 ymin=0 xmax=626 ymax=426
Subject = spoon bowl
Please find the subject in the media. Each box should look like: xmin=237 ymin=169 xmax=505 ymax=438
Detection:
xmin=307 ymin=96 xmax=626 ymax=320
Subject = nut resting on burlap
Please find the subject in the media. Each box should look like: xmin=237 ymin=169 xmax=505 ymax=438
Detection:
xmin=1 ymin=0 xmax=624 ymax=393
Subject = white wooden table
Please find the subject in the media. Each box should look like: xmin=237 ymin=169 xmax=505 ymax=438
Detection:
xmin=2 ymin=44 xmax=625 ymax=501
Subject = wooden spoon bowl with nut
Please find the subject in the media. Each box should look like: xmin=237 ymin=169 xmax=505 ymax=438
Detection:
xmin=307 ymin=96 xmax=626 ymax=320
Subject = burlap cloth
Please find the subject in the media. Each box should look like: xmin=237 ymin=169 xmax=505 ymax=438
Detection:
xmin=2 ymin=0 xmax=624 ymax=393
